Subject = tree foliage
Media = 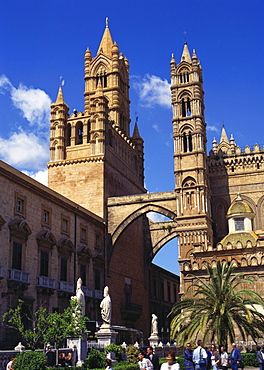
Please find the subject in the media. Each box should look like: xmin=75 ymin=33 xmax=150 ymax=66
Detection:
xmin=13 ymin=351 xmax=47 ymax=370
xmin=3 ymin=298 xmax=88 ymax=350
xmin=169 ymin=261 xmax=264 ymax=347
xmin=2 ymin=300 xmax=49 ymax=350
xmin=126 ymin=345 xmax=139 ymax=364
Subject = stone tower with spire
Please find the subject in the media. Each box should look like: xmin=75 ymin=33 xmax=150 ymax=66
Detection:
xmin=48 ymin=20 xmax=145 ymax=219
xmin=170 ymin=43 xmax=213 ymax=291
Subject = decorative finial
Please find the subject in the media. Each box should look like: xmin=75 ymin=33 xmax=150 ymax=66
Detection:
xmin=135 ymin=112 xmax=138 ymax=124
xmin=236 ymin=193 xmax=242 ymax=201
xmin=184 ymin=31 xmax=187 ymax=43
xmin=59 ymin=76 xmax=65 ymax=87
xmin=106 ymin=17 xmax=109 ymax=28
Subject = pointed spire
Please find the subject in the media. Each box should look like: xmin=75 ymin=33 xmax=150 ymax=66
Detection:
xmin=97 ymin=17 xmax=114 ymax=57
xmin=220 ymin=124 xmax=229 ymax=143
xmin=133 ymin=122 xmax=141 ymax=138
xmin=55 ymin=86 xmax=64 ymax=104
xmin=181 ymin=43 xmax=191 ymax=63
xmin=95 ymin=78 xmax=103 ymax=96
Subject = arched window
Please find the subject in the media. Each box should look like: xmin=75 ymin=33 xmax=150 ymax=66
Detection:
xmin=181 ymin=97 xmax=191 ymax=117
xmin=182 ymin=131 xmax=193 ymax=152
xmin=183 ymin=133 xmax=188 ymax=152
xmin=76 ymin=122 xmax=83 ymax=145
xmin=188 ymin=132 xmax=193 ymax=151
xmin=87 ymin=120 xmax=91 ymax=142
xmin=66 ymin=123 xmax=71 ymax=146
xmin=96 ymin=71 xmax=107 ymax=87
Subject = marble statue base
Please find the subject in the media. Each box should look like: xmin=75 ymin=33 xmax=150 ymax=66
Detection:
xmin=96 ymin=325 xmax=118 ymax=347
xmin=148 ymin=335 xmax=160 ymax=348
xmin=67 ymin=335 xmax=87 ymax=367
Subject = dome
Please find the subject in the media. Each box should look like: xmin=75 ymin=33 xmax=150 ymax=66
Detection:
xmin=227 ymin=201 xmax=253 ymax=216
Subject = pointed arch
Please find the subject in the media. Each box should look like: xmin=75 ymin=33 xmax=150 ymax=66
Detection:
xmin=111 ymin=203 xmax=177 ymax=248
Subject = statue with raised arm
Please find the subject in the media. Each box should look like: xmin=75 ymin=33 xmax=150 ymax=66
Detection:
xmin=151 ymin=314 xmax=158 ymax=336
xmin=100 ymin=286 xmax=112 ymax=326
xmin=71 ymin=277 xmax=85 ymax=316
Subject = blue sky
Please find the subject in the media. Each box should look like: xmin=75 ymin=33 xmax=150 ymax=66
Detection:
xmin=0 ymin=0 xmax=264 ymax=275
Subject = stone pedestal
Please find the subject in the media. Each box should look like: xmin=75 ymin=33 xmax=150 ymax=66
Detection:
xmin=148 ymin=334 xmax=160 ymax=348
xmin=67 ymin=336 xmax=87 ymax=367
xmin=97 ymin=326 xmax=118 ymax=363
xmin=96 ymin=325 xmax=118 ymax=347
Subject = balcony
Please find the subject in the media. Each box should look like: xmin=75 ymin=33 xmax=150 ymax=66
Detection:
xmin=121 ymin=302 xmax=143 ymax=322
xmin=94 ymin=289 xmax=103 ymax=299
xmin=82 ymin=286 xmax=93 ymax=297
xmin=8 ymin=268 xmax=30 ymax=284
xmin=58 ymin=280 xmax=74 ymax=293
xmin=37 ymin=276 xmax=56 ymax=289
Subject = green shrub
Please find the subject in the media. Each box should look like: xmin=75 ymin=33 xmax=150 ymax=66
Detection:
xmin=241 ymin=353 xmax=258 ymax=367
xmin=83 ymin=348 xmax=106 ymax=369
xmin=126 ymin=345 xmax=139 ymax=364
xmin=13 ymin=351 xmax=47 ymax=370
xmin=114 ymin=364 xmax=139 ymax=370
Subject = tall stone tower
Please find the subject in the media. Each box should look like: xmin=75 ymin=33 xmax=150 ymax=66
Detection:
xmin=170 ymin=43 xmax=213 ymax=292
xmin=48 ymin=20 xmax=145 ymax=219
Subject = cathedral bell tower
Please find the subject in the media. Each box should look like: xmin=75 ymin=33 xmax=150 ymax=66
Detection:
xmin=170 ymin=44 xmax=213 ymax=288
xmin=48 ymin=20 xmax=145 ymax=220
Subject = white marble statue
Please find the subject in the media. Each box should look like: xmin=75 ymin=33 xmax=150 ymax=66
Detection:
xmin=71 ymin=277 xmax=85 ymax=316
xmin=100 ymin=286 xmax=112 ymax=325
xmin=151 ymin=313 xmax=158 ymax=336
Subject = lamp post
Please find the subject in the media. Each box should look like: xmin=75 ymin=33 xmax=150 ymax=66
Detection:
xmin=161 ymin=327 xmax=164 ymax=344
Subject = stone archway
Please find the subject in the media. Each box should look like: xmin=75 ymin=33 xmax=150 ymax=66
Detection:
xmin=107 ymin=191 xmax=177 ymax=247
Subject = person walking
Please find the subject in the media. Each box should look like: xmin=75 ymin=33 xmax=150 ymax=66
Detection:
xmin=220 ymin=347 xmax=228 ymax=370
xmin=210 ymin=345 xmax=220 ymax=370
xmin=256 ymin=346 xmax=264 ymax=370
xmin=146 ymin=346 xmax=160 ymax=370
xmin=229 ymin=343 xmax=241 ymax=370
xmin=138 ymin=350 xmax=154 ymax=370
xmin=160 ymin=351 xmax=179 ymax=370
xmin=184 ymin=343 xmax=194 ymax=370
xmin=193 ymin=340 xmax=208 ymax=370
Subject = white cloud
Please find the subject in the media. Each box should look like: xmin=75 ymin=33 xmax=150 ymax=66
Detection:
xmin=207 ymin=125 xmax=220 ymax=133
xmin=133 ymin=74 xmax=171 ymax=108
xmin=152 ymin=124 xmax=160 ymax=132
xmin=0 ymin=75 xmax=12 ymax=91
xmin=147 ymin=212 xmax=167 ymax=222
xmin=0 ymin=75 xmax=51 ymax=171
xmin=0 ymin=129 xmax=49 ymax=170
xmin=0 ymin=74 xmax=51 ymax=128
xmin=22 ymin=169 xmax=48 ymax=186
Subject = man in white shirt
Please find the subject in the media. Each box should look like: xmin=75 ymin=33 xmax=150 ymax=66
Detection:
xmin=193 ymin=340 xmax=208 ymax=370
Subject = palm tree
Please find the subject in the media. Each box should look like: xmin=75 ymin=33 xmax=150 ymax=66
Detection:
xmin=169 ymin=261 xmax=264 ymax=347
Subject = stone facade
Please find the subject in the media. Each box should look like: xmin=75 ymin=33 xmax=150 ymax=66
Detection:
xmin=0 ymin=161 xmax=106 ymax=348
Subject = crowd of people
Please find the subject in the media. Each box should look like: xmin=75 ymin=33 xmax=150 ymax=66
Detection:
xmin=184 ymin=341 xmax=242 ymax=370
xmin=138 ymin=341 xmax=245 ymax=370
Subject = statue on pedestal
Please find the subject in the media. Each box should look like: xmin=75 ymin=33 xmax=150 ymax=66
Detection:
xmin=71 ymin=277 xmax=85 ymax=317
xmin=151 ymin=314 xmax=158 ymax=336
xmin=100 ymin=286 xmax=112 ymax=326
